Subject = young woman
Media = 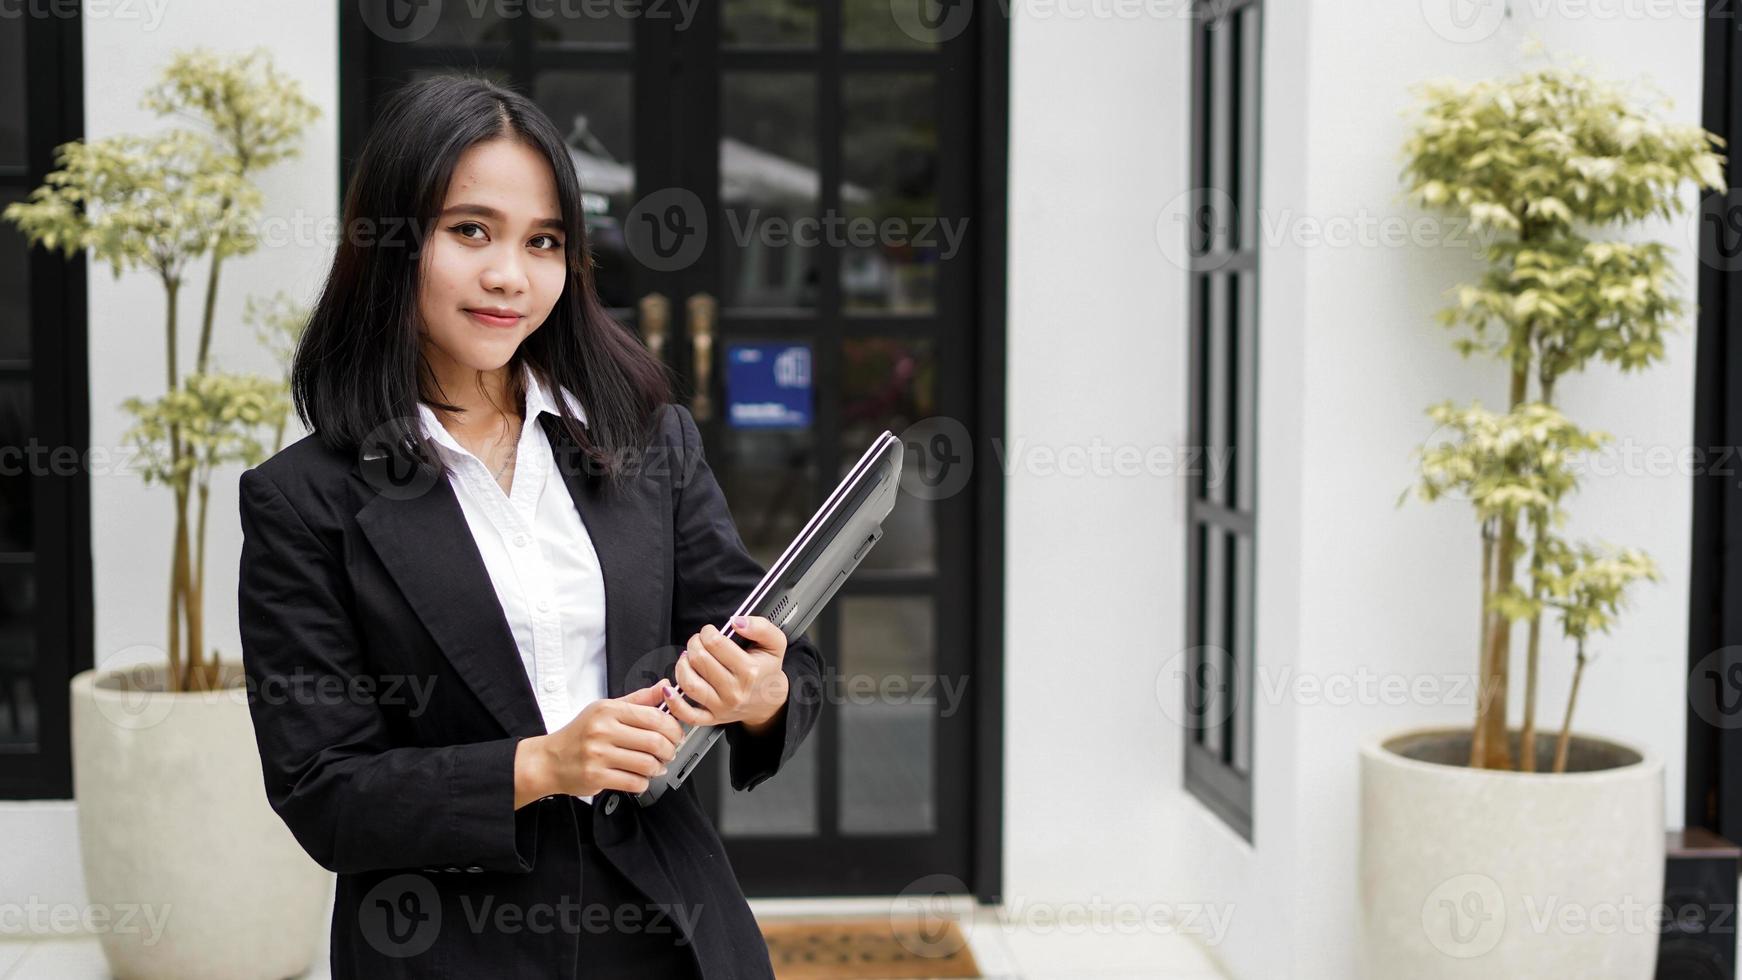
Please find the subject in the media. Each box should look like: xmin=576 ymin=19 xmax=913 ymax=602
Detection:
xmin=236 ymin=74 xmax=821 ymax=980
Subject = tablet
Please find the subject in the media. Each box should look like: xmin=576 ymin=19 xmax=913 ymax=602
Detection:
xmin=634 ymin=428 xmax=905 ymax=806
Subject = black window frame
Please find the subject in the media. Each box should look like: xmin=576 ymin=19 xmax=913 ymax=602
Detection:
xmin=1184 ymin=0 xmax=1260 ymax=841
xmin=0 ymin=8 xmax=91 ymax=800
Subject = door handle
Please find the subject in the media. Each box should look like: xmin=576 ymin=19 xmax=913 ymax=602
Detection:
xmin=688 ymin=292 xmax=716 ymax=422
xmin=638 ymin=292 xmax=669 ymax=361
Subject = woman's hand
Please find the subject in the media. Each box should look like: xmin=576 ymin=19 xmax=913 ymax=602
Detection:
xmin=514 ymin=683 xmax=685 ymax=807
xmin=664 ymin=615 xmax=790 ymax=733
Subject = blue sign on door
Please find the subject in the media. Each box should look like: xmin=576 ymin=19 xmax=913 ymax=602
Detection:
xmin=724 ymin=343 xmax=812 ymax=429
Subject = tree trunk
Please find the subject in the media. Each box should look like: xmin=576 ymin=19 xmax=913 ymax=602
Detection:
xmin=1553 ymin=641 xmax=1588 ymax=774
xmin=1471 ymin=521 xmax=1497 ymax=768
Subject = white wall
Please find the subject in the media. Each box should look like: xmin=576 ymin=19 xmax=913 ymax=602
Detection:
xmin=1000 ymin=0 xmax=1203 ymax=944
xmin=1173 ymin=3 xmax=1707 ymax=979
xmin=0 ymin=0 xmax=335 ymax=916
xmin=1007 ymin=2 xmax=1711 ymax=978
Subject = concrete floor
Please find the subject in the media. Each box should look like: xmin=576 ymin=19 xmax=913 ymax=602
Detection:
xmin=0 ymin=893 xmax=1231 ymax=979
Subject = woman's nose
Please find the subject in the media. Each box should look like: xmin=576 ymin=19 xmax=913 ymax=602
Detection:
xmin=480 ymin=248 xmax=528 ymax=294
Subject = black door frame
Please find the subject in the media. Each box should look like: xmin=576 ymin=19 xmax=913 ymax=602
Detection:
xmin=337 ymin=5 xmax=1007 ymax=903
xmin=0 ymin=7 xmax=91 ymax=800
xmin=1689 ymin=3 xmax=1742 ymax=840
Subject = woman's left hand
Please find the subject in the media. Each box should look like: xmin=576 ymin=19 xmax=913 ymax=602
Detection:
xmin=666 ymin=615 xmax=790 ymax=732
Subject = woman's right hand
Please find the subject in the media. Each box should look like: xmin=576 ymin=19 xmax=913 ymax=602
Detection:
xmin=514 ymin=683 xmax=686 ymax=807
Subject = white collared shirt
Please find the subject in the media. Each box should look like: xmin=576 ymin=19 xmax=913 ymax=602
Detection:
xmin=415 ymin=362 xmax=608 ymax=802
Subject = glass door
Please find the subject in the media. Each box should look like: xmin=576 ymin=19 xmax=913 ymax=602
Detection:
xmin=345 ymin=0 xmax=986 ymax=895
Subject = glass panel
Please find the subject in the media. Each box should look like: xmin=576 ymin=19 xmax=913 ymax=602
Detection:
xmin=532 ymin=72 xmax=637 ymax=308
xmin=0 ymin=564 xmax=36 ymax=754
xmin=0 ymin=381 xmax=30 ymax=552
xmin=409 ymin=66 xmax=511 ymax=88
xmin=845 ymin=0 xmax=941 ymax=50
xmin=0 ymin=189 xmax=30 ymax=360
xmin=725 ymin=0 xmax=816 ymax=47
xmin=1205 ymin=273 xmax=1229 ymax=507
xmin=1210 ymin=11 xmax=1233 ymax=260
xmin=533 ymin=5 xmax=633 ymax=45
xmin=839 ymin=596 xmax=935 ymax=834
xmin=721 ymin=73 xmax=818 ymax=311
xmin=841 ymin=337 xmax=934 ymax=573
xmin=719 ymin=428 xmax=818 ymax=571
xmin=0 ymin=16 xmax=23 ymax=168
xmin=1237 ymin=5 xmax=1260 ymax=252
xmin=842 ymin=74 xmax=939 ymax=315
xmin=1235 ymin=271 xmax=1256 ymax=513
xmin=1232 ymin=535 xmax=1254 ymax=774
xmin=719 ymin=725 xmax=818 ymax=835
xmin=1199 ymin=527 xmax=1226 ymax=758
xmin=405 ymin=3 xmax=515 ymax=45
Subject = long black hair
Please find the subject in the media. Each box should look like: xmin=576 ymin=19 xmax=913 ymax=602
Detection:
xmin=290 ymin=72 xmax=670 ymax=484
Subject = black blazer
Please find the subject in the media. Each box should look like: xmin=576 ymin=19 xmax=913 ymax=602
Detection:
xmin=236 ymin=402 xmax=822 ymax=980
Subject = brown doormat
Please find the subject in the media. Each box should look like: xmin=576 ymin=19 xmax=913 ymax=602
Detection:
xmin=759 ymin=916 xmax=982 ymax=979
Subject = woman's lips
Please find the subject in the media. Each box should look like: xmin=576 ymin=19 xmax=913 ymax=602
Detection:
xmin=465 ymin=309 xmax=523 ymax=328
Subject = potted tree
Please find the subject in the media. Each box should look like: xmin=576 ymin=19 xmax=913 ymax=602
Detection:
xmin=1359 ymin=56 xmax=1726 ymax=976
xmin=4 ymin=49 xmax=327 ymax=980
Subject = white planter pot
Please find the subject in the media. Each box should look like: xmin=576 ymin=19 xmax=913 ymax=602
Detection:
xmin=70 ymin=663 xmax=330 ymax=980
xmin=1359 ymin=727 xmax=1664 ymax=979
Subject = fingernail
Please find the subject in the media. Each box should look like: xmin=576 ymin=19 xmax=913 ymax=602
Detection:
xmin=656 ymin=767 xmax=669 ymax=776
xmin=731 ymin=615 xmax=750 ymax=630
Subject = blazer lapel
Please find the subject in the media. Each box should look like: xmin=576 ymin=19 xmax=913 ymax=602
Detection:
xmin=354 ymin=452 xmax=547 ymax=739
xmin=538 ymin=412 xmax=671 ymax=699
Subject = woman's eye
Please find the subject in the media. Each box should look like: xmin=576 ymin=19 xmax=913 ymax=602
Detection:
xmin=452 ymin=222 xmax=487 ymax=241
xmin=532 ymin=234 xmax=563 ymax=251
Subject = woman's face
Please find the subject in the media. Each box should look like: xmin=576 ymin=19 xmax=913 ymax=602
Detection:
xmin=417 ymin=136 xmax=568 ymax=380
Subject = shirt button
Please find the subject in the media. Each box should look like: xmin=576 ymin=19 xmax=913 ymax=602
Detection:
xmin=537 ymin=599 xmax=550 ymax=612
xmin=514 ymin=534 xmax=529 ymax=548
xmin=542 ymin=676 xmax=560 ymax=693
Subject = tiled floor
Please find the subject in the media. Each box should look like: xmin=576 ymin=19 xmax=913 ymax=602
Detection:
xmin=0 ymin=894 xmax=1229 ymax=979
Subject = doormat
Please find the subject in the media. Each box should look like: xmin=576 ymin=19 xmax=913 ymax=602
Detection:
xmin=759 ymin=916 xmax=982 ymax=979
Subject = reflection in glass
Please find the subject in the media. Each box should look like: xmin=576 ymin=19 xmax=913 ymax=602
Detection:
xmin=409 ymin=66 xmax=510 ymax=88
xmin=407 ymin=4 xmax=515 ymax=45
xmin=532 ymin=5 xmax=633 ymax=45
xmin=721 ymin=74 xmax=818 ymax=310
xmin=0 ymin=17 xmax=23 ymax=167
xmin=725 ymin=0 xmax=816 ymax=47
xmin=845 ymin=0 xmax=940 ymax=50
xmin=842 ymin=74 xmax=940 ymax=314
xmin=719 ymin=427 xmax=818 ymax=572
xmin=841 ymin=338 xmax=934 ymax=573
xmin=0 ymin=190 xmax=30 ymax=361
xmin=0 ymin=564 xmax=33 ymax=753
xmin=720 ymin=726 xmax=818 ymax=835
xmin=839 ymin=596 xmax=934 ymax=834
xmin=533 ymin=72 xmax=636 ymax=309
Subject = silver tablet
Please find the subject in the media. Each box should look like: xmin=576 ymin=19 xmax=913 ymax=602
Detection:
xmin=634 ymin=429 xmax=905 ymax=806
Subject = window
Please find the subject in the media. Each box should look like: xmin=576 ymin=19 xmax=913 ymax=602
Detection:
xmin=1183 ymin=0 xmax=1259 ymax=840
xmin=0 ymin=11 xmax=90 ymax=799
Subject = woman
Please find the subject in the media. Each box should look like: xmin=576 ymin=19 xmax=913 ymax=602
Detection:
xmin=236 ymin=74 xmax=822 ymax=980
